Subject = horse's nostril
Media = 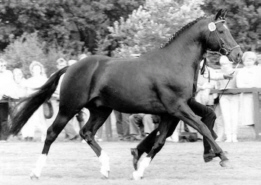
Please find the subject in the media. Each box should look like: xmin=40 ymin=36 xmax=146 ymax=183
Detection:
xmin=237 ymin=52 xmax=243 ymax=63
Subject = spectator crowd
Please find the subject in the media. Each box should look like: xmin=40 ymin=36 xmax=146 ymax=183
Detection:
xmin=0 ymin=51 xmax=260 ymax=143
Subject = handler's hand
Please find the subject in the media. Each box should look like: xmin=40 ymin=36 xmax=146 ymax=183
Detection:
xmin=223 ymin=73 xmax=233 ymax=80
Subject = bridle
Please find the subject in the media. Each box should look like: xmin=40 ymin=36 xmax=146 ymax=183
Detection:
xmin=202 ymin=19 xmax=241 ymax=109
xmin=207 ymin=19 xmax=240 ymax=58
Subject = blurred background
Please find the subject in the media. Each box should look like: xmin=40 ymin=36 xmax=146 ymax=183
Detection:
xmin=0 ymin=0 xmax=259 ymax=76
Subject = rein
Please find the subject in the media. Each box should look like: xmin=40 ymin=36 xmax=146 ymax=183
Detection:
xmin=217 ymin=61 xmax=240 ymax=101
xmin=200 ymin=57 xmax=240 ymax=110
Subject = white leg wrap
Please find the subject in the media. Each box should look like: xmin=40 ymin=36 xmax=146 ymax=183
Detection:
xmin=98 ymin=150 xmax=110 ymax=178
xmin=133 ymin=157 xmax=151 ymax=180
xmin=30 ymin=154 xmax=47 ymax=179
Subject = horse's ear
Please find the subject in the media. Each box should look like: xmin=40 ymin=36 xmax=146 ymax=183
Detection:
xmin=221 ymin=9 xmax=228 ymax=19
xmin=215 ymin=9 xmax=227 ymax=20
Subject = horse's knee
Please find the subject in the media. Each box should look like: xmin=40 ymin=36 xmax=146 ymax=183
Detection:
xmin=80 ymin=130 xmax=93 ymax=144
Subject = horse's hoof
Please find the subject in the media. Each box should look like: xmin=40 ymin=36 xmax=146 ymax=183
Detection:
xmin=219 ymin=159 xmax=230 ymax=167
xmin=132 ymin=171 xmax=143 ymax=180
xmin=30 ymin=171 xmax=39 ymax=180
xmin=100 ymin=169 xmax=110 ymax=179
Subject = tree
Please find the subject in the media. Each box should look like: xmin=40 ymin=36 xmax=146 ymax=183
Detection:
xmin=0 ymin=0 xmax=144 ymax=74
xmin=105 ymin=0 xmax=205 ymax=57
xmin=201 ymin=0 xmax=261 ymax=52
xmin=0 ymin=0 xmax=144 ymax=56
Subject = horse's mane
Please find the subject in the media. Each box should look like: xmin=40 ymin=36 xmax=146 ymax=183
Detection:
xmin=160 ymin=16 xmax=207 ymax=49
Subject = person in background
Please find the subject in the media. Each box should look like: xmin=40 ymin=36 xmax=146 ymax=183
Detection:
xmin=195 ymin=60 xmax=223 ymax=142
xmin=217 ymin=56 xmax=239 ymax=142
xmin=192 ymin=61 xmax=219 ymax=141
xmin=56 ymin=57 xmax=67 ymax=71
xmin=13 ymin=68 xmax=27 ymax=97
xmin=113 ymin=111 xmax=130 ymax=141
xmin=0 ymin=59 xmax=18 ymax=141
xmin=21 ymin=61 xmax=48 ymax=141
xmin=195 ymin=61 xmax=218 ymax=107
xmin=9 ymin=68 xmax=28 ymax=121
xmin=236 ymin=51 xmax=258 ymax=135
xmin=129 ymin=114 xmax=159 ymax=140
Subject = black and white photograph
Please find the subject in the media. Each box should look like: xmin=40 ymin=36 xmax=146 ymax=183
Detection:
xmin=0 ymin=0 xmax=260 ymax=185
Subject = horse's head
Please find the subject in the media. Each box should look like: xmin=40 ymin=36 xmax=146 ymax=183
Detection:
xmin=204 ymin=9 xmax=243 ymax=62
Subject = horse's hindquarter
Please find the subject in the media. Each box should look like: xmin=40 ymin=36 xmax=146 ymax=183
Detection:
xmin=59 ymin=55 xmax=111 ymax=111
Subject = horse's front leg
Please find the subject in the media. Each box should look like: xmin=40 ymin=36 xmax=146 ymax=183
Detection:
xmin=171 ymin=101 xmax=229 ymax=167
xmin=132 ymin=116 xmax=179 ymax=180
xmin=187 ymin=98 xmax=218 ymax=162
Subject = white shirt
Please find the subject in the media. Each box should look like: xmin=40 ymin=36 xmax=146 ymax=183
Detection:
xmin=0 ymin=70 xmax=19 ymax=99
xmin=236 ymin=66 xmax=259 ymax=88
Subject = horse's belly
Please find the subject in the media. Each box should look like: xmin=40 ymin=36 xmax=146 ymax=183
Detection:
xmin=99 ymin=87 xmax=166 ymax=114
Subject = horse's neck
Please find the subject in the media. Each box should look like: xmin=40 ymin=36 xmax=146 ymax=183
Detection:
xmin=162 ymin=27 xmax=206 ymax=96
xmin=164 ymin=41 xmax=204 ymax=80
xmin=166 ymin=25 xmax=205 ymax=73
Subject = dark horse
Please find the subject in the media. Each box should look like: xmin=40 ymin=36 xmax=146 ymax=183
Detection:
xmin=10 ymin=9 xmax=242 ymax=180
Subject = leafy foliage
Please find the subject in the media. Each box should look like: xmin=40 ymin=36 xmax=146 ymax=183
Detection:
xmin=0 ymin=0 xmax=259 ymax=74
xmin=201 ymin=0 xmax=261 ymax=52
xmin=0 ymin=0 xmax=143 ymax=75
xmin=106 ymin=0 xmax=205 ymax=57
xmin=0 ymin=0 xmax=143 ymax=54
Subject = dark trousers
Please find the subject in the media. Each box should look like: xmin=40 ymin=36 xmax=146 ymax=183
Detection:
xmin=188 ymin=98 xmax=217 ymax=153
xmin=114 ymin=111 xmax=130 ymax=138
xmin=0 ymin=102 xmax=9 ymax=140
xmin=137 ymin=97 xmax=217 ymax=153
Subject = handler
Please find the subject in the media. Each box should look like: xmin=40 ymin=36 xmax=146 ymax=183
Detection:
xmin=0 ymin=59 xmax=20 ymax=141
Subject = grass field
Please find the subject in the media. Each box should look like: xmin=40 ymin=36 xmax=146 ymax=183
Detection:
xmin=1 ymin=140 xmax=261 ymax=185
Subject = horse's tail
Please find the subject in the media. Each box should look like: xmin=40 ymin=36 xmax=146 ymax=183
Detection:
xmin=9 ymin=66 xmax=69 ymax=136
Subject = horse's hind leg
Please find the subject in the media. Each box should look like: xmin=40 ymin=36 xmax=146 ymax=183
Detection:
xmin=30 ymin=111 xmax=74 ymax=179
xmin=133 ymin=115 xmax=179 ymax=180
xmin=79 ymin=106 xmax=112 ymax=178
xmin=131 ymin=116 xmax=179 ymax=171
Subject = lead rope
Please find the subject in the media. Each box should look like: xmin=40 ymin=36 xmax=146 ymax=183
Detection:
xmin=213 ymin=61 xmax=240 ymax=110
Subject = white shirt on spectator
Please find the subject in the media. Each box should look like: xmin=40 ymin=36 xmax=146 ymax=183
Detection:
xmin=0 ymin=70 xmax=20 ymax=99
